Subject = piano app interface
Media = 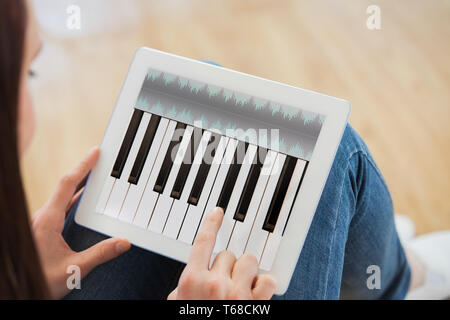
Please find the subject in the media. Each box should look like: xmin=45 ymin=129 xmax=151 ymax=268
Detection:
xmin=96 ymin=68 xmax=325 ymax=270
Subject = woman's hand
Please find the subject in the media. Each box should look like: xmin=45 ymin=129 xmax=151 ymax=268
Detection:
xmin=31 ymin=147 xmax=131 ymax=299
xmin=168 ymin=207 xmax=276 ymax=300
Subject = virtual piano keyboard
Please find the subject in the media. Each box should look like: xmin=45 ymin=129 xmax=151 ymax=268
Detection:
xmin=95 ymin=108 xmax=308 ymax=271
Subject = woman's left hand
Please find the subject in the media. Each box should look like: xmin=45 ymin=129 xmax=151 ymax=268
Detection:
xmin=31 ymin=147 xmax=131 ymax=299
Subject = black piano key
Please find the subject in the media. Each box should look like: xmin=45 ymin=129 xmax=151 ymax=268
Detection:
xmin=216 ymin=141 xmax=249 ymax=211
xmin=262 ymin=156 xmax=297 ymax=233
xmin=128 ymin=115 xmax=161 ymax=185
xmin=233 ymin=148 xmax=267 ymax=222
xmin=170 ymin=128 xmax=203 ymax=199
xmin=153 ymin=122 xmax=187 ymax=193
xmin=111 ymin=109 xmax=144 ymax=179
xmin=188 ymin=133 xmax=221 ymax=205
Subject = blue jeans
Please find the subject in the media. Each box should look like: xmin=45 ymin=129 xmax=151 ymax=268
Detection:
xmin=62 ymin=124 xmax=410 ymax=299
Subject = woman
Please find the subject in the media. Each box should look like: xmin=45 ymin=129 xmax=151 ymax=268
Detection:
xmin=0 ymin=0 xmax=275 ymax=299
xmin=1 ymin=0 xmax=448 ymax=300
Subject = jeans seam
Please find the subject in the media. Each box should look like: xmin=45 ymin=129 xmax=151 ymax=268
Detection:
xmin=348 ymin=150 xmax=393 ymax=231
xmin=352 ymin=148 xmax=391 ymax=197
xmin=321 ymin=149 xmax=353 ymax=298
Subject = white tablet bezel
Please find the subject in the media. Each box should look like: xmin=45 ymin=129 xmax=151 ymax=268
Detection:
xmin=75 ymin=47 xmax=350 ymax=295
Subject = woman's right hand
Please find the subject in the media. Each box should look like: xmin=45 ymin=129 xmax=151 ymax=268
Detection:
xmin=168 ymin=207 xmax=276 ymax=300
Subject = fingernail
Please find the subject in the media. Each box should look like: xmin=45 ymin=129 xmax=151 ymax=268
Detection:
xmin=214 ymin=207 xmax=224 ymax=215
xmin=90 ymin=146 xmax=99 ymax=154
xmin=115 ymin=240 xmax=130 ymax=254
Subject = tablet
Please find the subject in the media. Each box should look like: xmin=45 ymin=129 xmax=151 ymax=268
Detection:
xmin=75 ymin=47 xmax=350 ymax=295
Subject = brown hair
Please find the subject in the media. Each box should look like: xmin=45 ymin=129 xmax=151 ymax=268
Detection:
xmin=0 ymin=0 xmax=49 ymax=299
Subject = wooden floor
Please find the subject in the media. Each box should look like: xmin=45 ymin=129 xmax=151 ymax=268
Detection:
xmin=24 ymin=0 xmax=450 ymax=234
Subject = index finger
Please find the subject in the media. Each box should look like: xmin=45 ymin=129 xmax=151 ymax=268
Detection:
xmin=188 ymin=207 xmax=224 ymax=270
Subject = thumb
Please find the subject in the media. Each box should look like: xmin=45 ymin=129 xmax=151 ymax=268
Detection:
xmin=75 ymin=238 xmax=131 ymax=276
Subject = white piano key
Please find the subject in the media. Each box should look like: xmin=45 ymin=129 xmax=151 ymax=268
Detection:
xmin=163 ymin=131 xmax=212 ymax=239
xmin=95 ymin=176 xmax=115 ymax=214
xmin=103 ymin=113 xmax=151 ymax=218
xmin=196 ymin=138 xmax=239 ymax=236
xmin=226 ymin=150 xmax=278 ymax=257
xmin=259 ymin=159 xmax=307 ymax=271
xmin=163 ymin=200 xmax=189 ymax=239
xmin=118 ymin=118 xmax=169 ymax=223
xmin=213 ymin=144 xmax=258 ymax=253
xmin=177 ymin=136 xmax=229 ymax=244
xmin=148 ymin=126 xmax=194 ymax=233
xmin=244 ymin=153 xmax=286 ymax=262
xmin=132 ymin=120 xmax=177 ymax=228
